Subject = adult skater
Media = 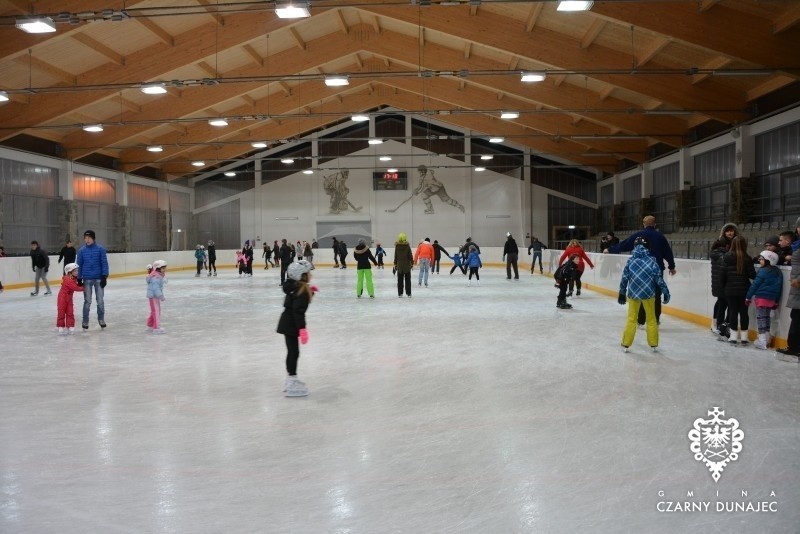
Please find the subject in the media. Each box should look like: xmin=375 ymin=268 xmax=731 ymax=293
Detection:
xmin=559 ymin=239 xmax=594 ymax=297
xmin=339 ymin=240 xmax=348 ymax=269
xmin=263 ymin=242 xmax=272 ymax=269
xmin=29 ymin=240 xmax=52 ymax=296
xmin=432 ymin=240 xmax=449 ymax=274
xmin=528 ymin=236 xmax=547 ymax=274
xmin=394 ymin=232 xmax=413 ymax=298
xmin=604 ymin=215 xmax=676 ymax=325
xmin=720 ymin=236 xmax=755 ymax=344
xmin=353 ymin=238 xmax=378 ymax=298
xmin=243 ymin=240 xmax=254 ymax=276
xmin=332 ymin=237 xmax=340 ymax=268
xmin=277 ymin=260 xmax=316 ymax=397
xmin=279 ymin=239 xmax=293 ymax=286
xmin=57 ymin=239 xmax=77 ymax=274
xmin=503 ymin=233 xmax=520 ymax=280
xmin=709 ymin=223 xmax=739 ymax=337
xmin=207 ymin=240 xmax=217 ymax=276
xmin=414 ymin=237 xmax=435 ymax=287
xmin=777 ymin=216 xmax=800 ymax=362
xmin=304 ymin=242 xmax=314 ymax=267
xmin=76 ymin=229 xmax=109 ymax=329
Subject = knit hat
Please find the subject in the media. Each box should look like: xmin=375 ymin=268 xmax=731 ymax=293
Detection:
xmin=765 ymin=235 xmax=780 ymax=247
xmin=358 ymin=238 xmax=366 ymax=246
xmin=759 ymin=250 xmax=779 ymax=266
xmin=397 ymin=232 xmax=407 ymax=243
xmin=424 ymin=237 xmax=431 ymax=242
xmin=83 ymin=229 xmax=96 ymax=240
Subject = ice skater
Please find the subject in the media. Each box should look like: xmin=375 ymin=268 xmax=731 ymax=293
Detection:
xmin=503 ymin=233 xmax=520 ymax=280
xmin=559 ymin=239 xmax=594 ymax=297
xmin=277 ymin=260 xmax=315 ymax=397
xmin=465 ymin=245 xmax=482 ymax=286
xmin=207 ymin=240 xmax=217 ymax=276
xmin=194 ymin=245 xmax=204 ymax=277
xmin=29 ymin=240 xmax=52 ymax=296
xmin=235 ymin=249 xmax=247 ymax=277
xmin=618 ymin=237 xmax=670 ymax=352
xmin=414 ymin=237 xmax=435 ymax=287
xmin=449 ymin=251 xmax=466 ymax=275
xmin=720 ymin=236 xmax=756 ymax=344
xmin=353 ymin=238 xmax=378 ymax=298
xmin=375 ymin=242 xmax=386 ymax=269
xmin=147 ymin=260 xmax=167 ymax=334
xmin=432 ymin=240 xmax=449 ymax=274
xmin=56 ymin=263 xmax=81 ymax=335
xmin=394 ymin=233 xmax=414 ymax=298
xmin=554 ymin=254 xmax=579 ymax=309
xmin=527 ymin=237 xmax=547 ymax=274
xmin=746 ymin=250 xmax=783 ymax=350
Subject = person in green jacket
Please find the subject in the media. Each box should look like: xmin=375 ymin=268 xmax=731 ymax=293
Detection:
xmin=393 ymin=232 xmax=414 ymax=298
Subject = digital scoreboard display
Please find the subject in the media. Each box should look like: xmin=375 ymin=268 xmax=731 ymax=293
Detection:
xmin=373 ymin=171 xmax=408 ymax=190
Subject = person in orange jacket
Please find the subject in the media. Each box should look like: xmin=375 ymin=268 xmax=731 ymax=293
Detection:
xmin=558 ymin=239 xmax=595 ymax=297
xmin=414 ymin=237 xmax=436 ymax=287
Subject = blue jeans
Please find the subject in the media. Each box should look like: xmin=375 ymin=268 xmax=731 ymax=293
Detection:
xmin=418 ymin=258 xmax=430 ymax=286
xmin=83 ymin=278 xmax=105 ymax=324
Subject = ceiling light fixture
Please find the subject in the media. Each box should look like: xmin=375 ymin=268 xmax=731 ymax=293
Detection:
xmin=500 ymin=111 xmax=519 ymax=119
xmin=475 ymin=167 xmax=486 ymax=172
xmin=192 ymin=161 xmax=205 ymax=167
xmin=521 ymin=72 xmax=546 ymax=83
xmin=208 ymin=118 xmax=228 ymax=127
xmin=16 ymin=17 xmax=56 ymax=33
xmin=379 ymin=156 xmax=392 ymax=161
xmin=324 ymin=75 xmax=349 ymax=87
xmin=224 ymin=171 xmax=236 ymax=177
xmin=251 ymin=141 xmax=268 ymax=148
xmin=82 ymin=124 xmax=103 ymax=132
xmin=387 ymin=168 xmax=398 ymax=173
xmin=146 ymin=145 xmax=163 ymax=152
xmin=141 ymin=83 xmax=167 ymax=95
xmin=281 ymin=158 xmax=294 ymax=164
xmin=303 ymin=169 xmax=314 ymax=174
xmin=0 ymin=91 xmax=8 ymax=102
xmin=275 ymin=3 xmax=310 ymax=18
xmin=489 ymin=137 xmax=504 ymax=143
xmin=480 ymin=155 xmax=494 ymax=160
xmin=351 ymin=114 xmax=369 ymax=122
xmin=368 ymin=138 xmax=384 ymax=145
xmin=556 ymin=1 xmax=594 ymax=12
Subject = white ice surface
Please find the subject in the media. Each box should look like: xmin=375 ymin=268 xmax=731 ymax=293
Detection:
xmin=1 ymin=265 xmax=798 ymax=533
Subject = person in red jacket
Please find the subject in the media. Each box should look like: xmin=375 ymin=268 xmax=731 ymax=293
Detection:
xmin=57 ymin=263 xmax=82 ymax=335
xmin=558 ymin=239 xmax=595 ymax=297
xmin=414 ymin=237 xmax=436 ymax=287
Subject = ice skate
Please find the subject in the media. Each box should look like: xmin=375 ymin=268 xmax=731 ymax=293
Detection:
xmin=651 ymin=346 xmax=658 ymax=353
xmin=565 ymin=290 xmax=573 ymax=297
xmin=285 ymin=377 xmax=309 ymax=397
xmin=728 ymin=329 xmax=739 ymax=344
xmin=58 ymin=327 xmax=66 ymax=336
xmin=576 ymin=290 xmax=581 ymax=296
xmin=82 ymin=322 xmax=89 ymax=330
xmin=283 ymin=375 xmax=306 ymax=392
xmin=621 ymin=345 xmax=629 ymax=353
xmin=776 ymin=348 xmax=800 ymax=363
xmin=195 ymin=273 xmax=201 ymax=277
xmin=68 ymin=327 xmax=75 ymax=335
xmin=152 ymin=327 xmax=166 ymax=334
xmin=213 ymin=272 xmax=217 ymax=276
xmin=754 ymin=333 xmax=768 ymax=350
xmin=710 ymin=319 xmax=719 ymax=335
xmin=99 ymin=320 xmax=107 ymax=328
xmin=44 ymin=291 xmax=52 ymax=295
xmin=30 ymin=291 xmax=38 ymax=296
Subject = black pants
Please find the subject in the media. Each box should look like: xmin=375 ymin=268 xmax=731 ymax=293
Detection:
xmin=469 ymin=267 xmax=480 ymax=280
xmin=569 ymin=270 xmax=584 ymax=293
xmin=284 ymin=334 xmax=300 ymax=375
xmin=506 ymin=254 xmax=519 ymax=279
xmin=333 ymin=253 xmax=339 ymax=267
xmin=397 ymin=271 xmax=411 ymax=296
xmin=558 ymin=282 xmax=568 ymax=302
xmin=209 ymin=259 xmax=216 ymax=272
xmin=726 ymin=295 xmax=749 ymax=331
xmin=196 ymin=260 xmax=203 ymax=275
xmin=340 ymin=254 xmax=347 ymax=268
xmin=788 ymin=309 xmax=800 ymax=351
xmin=433 ymin=258 xmax=441 ymax=273
xmin=531 ymin=251 xmax=543 ymax=271
xmin=714 ymin=297 xmax=727 ymax=327
xmin=378 ymin=256 xmax=384 ymax=268
xmin=638 ymin=285 xmax=661 ymax=325
xmin=450 ymin=264 xmax=466 ymax=275
xmin=281 ymin=264 xmax=289 ymax=284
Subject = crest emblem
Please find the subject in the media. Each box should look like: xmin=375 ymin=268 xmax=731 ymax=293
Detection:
xmin=688 ymin=407 xmax=744 ymax=482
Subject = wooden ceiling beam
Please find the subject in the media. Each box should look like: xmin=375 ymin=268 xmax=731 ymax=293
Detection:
xmin=335 ymin=8 xmax=349 ymax=35
xmin=635 ymin=37 xmax=670 ymax=68
xmin=464 ymin=42 xmax=471 ymax=60
xmin=113 ymin=96 xmax=141 ymax=114
xmin=773 ymin=4 xmax=800 ymax=34
xmin=580 ymin=19 xmax=606 ymax=50
xmin=197 ymin=61 xmax=219 ymax=78
xmin=524 ymin=4 xmax=543 ymax=33
xmin=358 ymin=6 xmax=747 ymax=123
xmin=691 ymin=57 xmax=731 ymax=85
xmin=136 ymin=18 xmax=175 ymax=47
xmin=71 ymin=33 xmax=125 ymax=66
xmin=277 ymin=81 xmax=293 ymax=97
xmin=196 ymin=0 xmax=225 ymax=25
xmin=590 ymin=3 xmax=800 ymax=68
xmin=241 ymin=44 xmax=263 ymax=67
xmin=16 ymin=54 xmax=76 ymax=85
xmin=746 ymin=75 xmax=797 ymax=102
xmin=698 ymin=0 xmax=721 ymax=12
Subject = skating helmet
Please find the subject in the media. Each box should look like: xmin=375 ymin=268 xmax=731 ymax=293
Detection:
xmin=201 ymin=245 xmax=205 ymax=250
xmin=64 ymin=263 xmax=78 ymax=275
xmin=146 ymin=264 xmax=153 ymax=271
xmin=196 ymin=244 xmax=201 ymax=249
xmin=634 ymin=236 xmax=649 ymax=249
xmin=153 ymin=260 xmax=167 ymax=269
xmin=759 ymin=250 xmax=779 ymax=266
xmin=207 ymin=240 xmax=215 ymax=246
xmin=287 ymin=260 xmax=313 ymax=281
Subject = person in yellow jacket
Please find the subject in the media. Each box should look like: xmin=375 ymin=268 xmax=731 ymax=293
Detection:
xmin=414 ymin=237 xmax=436 ymax=287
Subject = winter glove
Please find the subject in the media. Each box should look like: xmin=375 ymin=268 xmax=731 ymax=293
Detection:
xmin=617 ymin=291 xmax=627 ymax=305
xmin=663 ymin=291 xmax=671 ymax=304
xmin=100 ymin=275 xmax=107 ymax=288
xmin=310 ymin=284 xmax=319 ymax=293
xmin=744 ymin=299 xmax=751 ymax=307
xmin=77 ymin=278 xmax=83 ymax=287
xmin=392 ymin=266 xmax=397 ymax=275
xmin=299 ymin=328 xmax=309 ymax=345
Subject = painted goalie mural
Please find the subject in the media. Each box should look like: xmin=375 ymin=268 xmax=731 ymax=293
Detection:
xmin=323 ymin=169 xmax=362 ymax=214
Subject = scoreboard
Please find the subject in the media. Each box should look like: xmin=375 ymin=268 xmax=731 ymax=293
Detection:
xmin=373 ymin=171 xmax=408 ymax=190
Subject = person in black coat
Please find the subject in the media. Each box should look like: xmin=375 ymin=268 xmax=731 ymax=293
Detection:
xmin=332 ymin=237 xmax=340 ymax=268
xmin=338 ymin=240 xmax=348 ymax=269
xmin=709 ymin=223 xmax=739 ymax=336
xmin=720 ymin=235 xmax=756 ymax=344
xmin=600 ymin=232 xmax=619 ymax=252
xmin=432 ymin=240 xmax=449 ymax=274
xmin=503 ymin=233 xmax=520 ymax=280
xmin=207 ymin=240 xmax=217 ymax=276
xmin=243 ymin=241 xmax=254 ymax=276
xmin=278 ymin=239 xmax=293 ymax=285
xmin=29 ymin=240 xmax=52 ymax=296
xmin=57 ymin=240 xmax=77 ymax=274
xmin=277 ymin=260 xmax=314 ymax=397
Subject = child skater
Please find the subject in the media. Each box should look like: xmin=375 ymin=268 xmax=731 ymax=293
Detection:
xmin=618 ymin=237 xmax=671 ymax=352
xmin=235 ymin=249 xmax=247 ymax=277
xmin=277 ymin=260 xmax=316 ymax=397
xmin=353 ymin=238 xmax=378 ymax=298
xmin=56 ymin=263 xmax=82 ymax=335
xmin=720 ymin=235 xmax=756 ymax=345
xmin=746 ymin=250 xmax=783 ymax=350
xmin=194 ymin=245 xmax=204 ymax=277
xmin=554 ymin=254 xmax=579 ymax=309
xmin=147 ymin=260 xmax=167 ymax=334
xmin=375 ymin=242 xmax=386 ymax=269
xmin=465 ymin=245 xmax=482 ymax=286
xmin=450 ymin=250 xmax=466 ymax=275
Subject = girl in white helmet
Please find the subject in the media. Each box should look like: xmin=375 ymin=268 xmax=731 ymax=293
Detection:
xmin=277 ymin=260 xmax=317 ymax=396
xmin=147 ymin=260 xmax=167 ymax=334
xmin=56 ymin=263 xmax=82 ymax=335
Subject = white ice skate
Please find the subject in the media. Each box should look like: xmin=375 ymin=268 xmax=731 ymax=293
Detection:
xmin=68 ymin=327 xmax=75 ymax=335
xmin=285 ymin=377 xmax=309 ymax=397
xmin=58 ymin=327 xmax=66 ymax=336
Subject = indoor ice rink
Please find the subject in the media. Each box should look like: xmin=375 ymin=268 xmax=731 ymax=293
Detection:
xmin=1 ymin=260 xmax=798 ymax=532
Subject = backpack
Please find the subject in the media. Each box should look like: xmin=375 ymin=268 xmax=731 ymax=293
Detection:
xmin=554 ymin=261 xmax=576 ymax=285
